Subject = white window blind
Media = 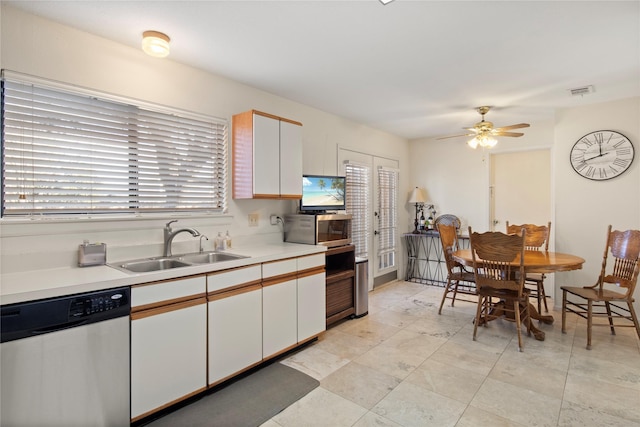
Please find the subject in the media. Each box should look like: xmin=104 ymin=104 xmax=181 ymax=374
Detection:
xmin=1 ymin=73 xmax=227 ymax=217
xmin=345 ymin=161 xmax=370 ymax=259
xmin=377 ymin=166 xmax=398 ymax=270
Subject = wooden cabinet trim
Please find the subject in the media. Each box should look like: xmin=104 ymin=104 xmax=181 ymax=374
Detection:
xmin=252 ymin=110 xmax=302 ymax=127
xmin=130 ymin=386 xmax=207 ymax=423
xmin=297 ymin=266 xmax=325 ymax=279
xmin=262 ymin=273 xmax=297 ymax=287
xmin=207 ymin=283 xmax=262 ymax=301
xmin=131 ymin=296 xmax=206 ymax=319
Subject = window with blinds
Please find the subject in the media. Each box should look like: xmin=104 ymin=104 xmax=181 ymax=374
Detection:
xmin=345 ymin=161 xmax=370 ymax=259
xmin=1 ymin=73 xmax=227 ymax=217
xmin=377 ymin=166 xmax=398 ymax=270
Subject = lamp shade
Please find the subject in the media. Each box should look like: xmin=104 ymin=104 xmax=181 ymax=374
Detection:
xmin=408 ymin=187 xmax=427 ymax=204
xmin=142 ymin=31 xmax=170 ymax=58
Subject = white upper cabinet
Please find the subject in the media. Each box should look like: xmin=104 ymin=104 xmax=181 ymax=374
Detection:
xmin=232 ymin=110 xmax=302 ymax=199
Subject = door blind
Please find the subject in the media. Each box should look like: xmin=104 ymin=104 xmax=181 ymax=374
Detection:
xmin=1 ymin=73 xmax=227 ymax=217
xmin=345 ymin=161 xmax=370 ymax=259
xmin=377 ymin=166 xmax=398 ymax=270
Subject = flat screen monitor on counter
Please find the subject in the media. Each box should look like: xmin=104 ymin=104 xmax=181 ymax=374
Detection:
xmin=300 ymin=175 xmax=346 ymax=213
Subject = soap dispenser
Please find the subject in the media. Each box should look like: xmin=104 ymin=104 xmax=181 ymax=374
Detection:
xmin=215 ymin=231 xmax=226 ymax=251
xmin=225 ymin=230 xmax=232 ymax=249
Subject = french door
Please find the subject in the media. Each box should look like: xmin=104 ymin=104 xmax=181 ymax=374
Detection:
xmin=339 ymin=148 xmax=399 ymax=288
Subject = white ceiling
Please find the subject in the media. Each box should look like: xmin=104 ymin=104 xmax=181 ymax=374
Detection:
xmin=6 ymin=0 xmax=640 ymax=140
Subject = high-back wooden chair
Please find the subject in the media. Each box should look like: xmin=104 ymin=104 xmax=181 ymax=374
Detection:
xmin=561 ymin=225 xmax=640 ymax=350
xmin=469 ymin=227 xmax=530 ymax=352
xmin=436 ymin=223 xmax=476 ymax=314
xmin=506 ymin=221 xmax=551 ymax=313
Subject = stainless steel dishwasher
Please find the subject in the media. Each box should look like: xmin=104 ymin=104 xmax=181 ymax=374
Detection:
xmin=1 ymin=287 xmax=131 ymax=427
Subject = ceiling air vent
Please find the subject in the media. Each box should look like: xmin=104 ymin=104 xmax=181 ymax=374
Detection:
xmin=569 ymin=85 xmax=594 ymax=96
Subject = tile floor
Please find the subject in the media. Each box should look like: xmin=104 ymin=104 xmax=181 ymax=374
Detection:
xmin=264 ymin=280 xmax=640 ymax=427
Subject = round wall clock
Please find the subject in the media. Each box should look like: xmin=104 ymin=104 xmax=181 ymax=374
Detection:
xmin=569 ymin=130 xmax=634 ymax=181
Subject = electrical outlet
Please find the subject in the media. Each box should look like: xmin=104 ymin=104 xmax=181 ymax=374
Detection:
xmin=270 ymin=215 xmax=278 ymax=225
xmin=248 ymin=213 xmax=259 ymax=227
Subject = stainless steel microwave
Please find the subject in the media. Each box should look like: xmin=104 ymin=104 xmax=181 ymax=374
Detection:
xmin=284 ymin=213 xmax=352 ymax=248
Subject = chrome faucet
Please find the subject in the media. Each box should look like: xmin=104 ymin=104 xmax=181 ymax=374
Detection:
xmin=163 ymin=220 xmax=201 ymax=257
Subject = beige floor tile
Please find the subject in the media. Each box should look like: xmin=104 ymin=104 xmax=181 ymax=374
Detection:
xmin=354 ymin=342 xmax=428 ymax=380
xmin=558 ymin=400 xmax=640 ymax=427
xmin=336 ymin=316 xmax=402 ymax=345
xmin=404 ymin=358 xmax=485 ymax=404
xmin=489 ymin=350 xmax=568 ymax=399
xmin=367 ymin=308 xmax=419 ymax=329
xmin=470 ymin=377 xmax=562 ymax=427
xmin=456 ymin=405 xmax=527 ymax=427
xmin=279 ymin=345 xmax=350 ymax=381
xmin=371 ymin=381 xmax=466 ymax=427
xmin=313 ymin=328 xmax=378 ymax=360
xmin=351 ymin=412 xmax=402 ymax=427
xmin=428 ymin=337 xmax=502 ymax=376
xmin=568 ymin=351 xmax=640 ymax=390
xmin=563 ymin=372 xmax=640 ymax=423
xmin=271 ymin=387 xmax=367 ymax=427
xmin=320 ymin=361 xmax=402 ymax=409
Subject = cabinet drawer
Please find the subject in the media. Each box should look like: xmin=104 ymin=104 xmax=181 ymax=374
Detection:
xmin=297 ymin=253 xmax=325 ymax=271
xmin=207 ymin=264 xmax=261 ymax=293
xmin=132 ymin=276 xmax=206 ymax=309
xmin=262 ymin=258 xmax=297 ymax=280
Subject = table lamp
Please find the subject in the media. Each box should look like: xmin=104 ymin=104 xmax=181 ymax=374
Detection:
xmin=408 ymin=187 xmax=427 ymax=234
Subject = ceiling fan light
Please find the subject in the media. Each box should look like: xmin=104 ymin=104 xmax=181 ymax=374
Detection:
xmin=142 ymin=30 xmax=170 ymax=58
xmin=467 ymin=137 xmax=479 ymax=149
xmin=483 ymin=136 xmax=498 ymax=148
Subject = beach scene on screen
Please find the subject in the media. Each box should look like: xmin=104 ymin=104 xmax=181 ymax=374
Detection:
xmin=302 ymin=176 xmax=345 ymax=206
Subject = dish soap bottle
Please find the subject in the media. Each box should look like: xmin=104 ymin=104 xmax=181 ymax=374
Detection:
xmin=225 ymin=230 xmax=232 ymax=249
xmin=215 ymin=231 xmax=226 ymax=251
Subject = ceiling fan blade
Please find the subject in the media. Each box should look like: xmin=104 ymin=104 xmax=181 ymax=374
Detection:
xmin=495 ymin=123 xmax=530 ymax=131
xmin=493 ymin=131 xmax=525 ymax=137
xmin=436 ymin=133 xmax=475 ymax=140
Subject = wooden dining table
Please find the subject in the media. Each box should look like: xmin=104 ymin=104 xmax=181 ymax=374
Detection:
xmin=452 ymin=249 xmax=585 ymax=341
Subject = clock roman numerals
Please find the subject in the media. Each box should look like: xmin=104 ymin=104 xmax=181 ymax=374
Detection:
xmin=570 ymin=130 xmax=634 ymax=181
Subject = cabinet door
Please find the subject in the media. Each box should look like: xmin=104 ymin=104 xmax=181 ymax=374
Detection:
xmin=297 ymin=271 xmax=326 ymax=341
xmin=279 ymin=120 xmax=303 ymax=198
xmin=262 ymin=279 xmax=297 ymax=358
xmin=253 ymin=113 xmax=280 ymax=197
xmin=131 ymin=299 xmax=207 ymax=421
xmin=208 ymin=286 xmax=262 ymax=385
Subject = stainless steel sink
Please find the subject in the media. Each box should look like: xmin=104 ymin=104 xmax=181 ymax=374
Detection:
xmin=108 ymin=251 xmax=248 ymax=273
xmin=110 ymin=258 xmax=192 ymax=273
xmin=177 ymin=251 xmax=247 ymax=264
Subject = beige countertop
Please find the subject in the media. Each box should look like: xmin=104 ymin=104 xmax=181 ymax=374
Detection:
xmin=0 ymin=242 xmax=326 ymax=305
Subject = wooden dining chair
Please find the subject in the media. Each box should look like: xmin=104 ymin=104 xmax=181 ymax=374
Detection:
xmin=436 ymin=223 xmax=476 ymax=314
xmin=561 ymin=225 xmax=640 ymax=350
xmin=469 ymin=227 xmax=530 ymax=352
xmin=506 ymin=221 xmax=551 ymax=313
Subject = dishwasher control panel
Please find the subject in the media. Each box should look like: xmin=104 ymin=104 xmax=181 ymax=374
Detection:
xmin=69 ymin=289 xmax=127 ymax=318
xmin=1 ymin=287 xmax=130 ymax=343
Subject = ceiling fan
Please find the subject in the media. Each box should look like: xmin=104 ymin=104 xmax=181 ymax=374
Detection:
xmin=437 ymin=106 xmax=530 ymax=149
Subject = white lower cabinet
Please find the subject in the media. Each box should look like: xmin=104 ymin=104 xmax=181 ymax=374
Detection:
xmin=207 ymin=265 xmax=262 ymax=385
xmin=297 ymin=253 xmax=326 ymax=342
xmin=262 ymin=278 xmax=298 ymax=358
xmin=208 ymin=285 xmax=262 ymax=385
xmin=130 ymin=276 xmax=207 ymax=421
xmin=297 ymin=270 xmax=326 ymax=341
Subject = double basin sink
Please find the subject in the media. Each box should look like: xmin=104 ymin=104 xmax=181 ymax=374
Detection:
xmin=108 ymin=251 xmax=248 ymax=274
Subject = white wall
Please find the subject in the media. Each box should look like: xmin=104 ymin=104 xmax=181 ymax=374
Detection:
xmin=408 ymin=118 xmax=555 ymax=232
xmin=0 ymin=5 xmax=410 ymax=274
xmin=554 ymin=97 xmax=640 ymax=310
xmin=410 ymin=97 xmax=640 ymax=313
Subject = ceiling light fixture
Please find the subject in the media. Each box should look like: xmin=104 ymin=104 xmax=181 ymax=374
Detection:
xmin=142 ymin=30 xmax=170 ymax=58
xmin=379 ymin=0 xmax=395 ymax=5
xmin=468 ymin=133 xmax=498 ymax=149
